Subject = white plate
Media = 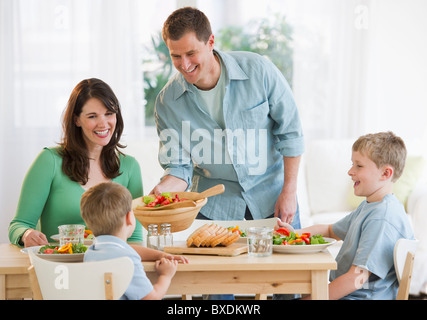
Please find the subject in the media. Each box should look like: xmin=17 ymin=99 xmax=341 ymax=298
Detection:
xmin=50 ymin=234 xmax=94 ymax=245
xmin=21 ymin=245 xmax=86 ymax=262
xmin=273 ymin=237 xmax=337 ymax=254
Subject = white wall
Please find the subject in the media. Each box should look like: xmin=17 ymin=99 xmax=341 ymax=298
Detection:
xmin=375 ymin=0 xmax=427 ymax=142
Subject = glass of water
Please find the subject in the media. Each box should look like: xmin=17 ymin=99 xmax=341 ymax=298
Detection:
xmin=247 ymin=227 xmax=273 ymax=257
xmin=58 ymin=224 xmax=85 ymax=246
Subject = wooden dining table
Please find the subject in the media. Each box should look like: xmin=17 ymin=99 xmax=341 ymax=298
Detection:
xmin=144 ymin=248 xmax=337 ymax=300
xmin=0 ymin=242 xmax=337 ymax=300
xmin=0 ymin=244 xmax=33 ymax=299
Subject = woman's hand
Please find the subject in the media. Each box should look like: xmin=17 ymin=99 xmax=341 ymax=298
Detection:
xmin=22 ymin=229 xmax=48 ymax=247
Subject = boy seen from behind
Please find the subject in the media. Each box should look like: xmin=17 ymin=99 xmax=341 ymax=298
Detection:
xmin=81 ymin=182 xmax=178 ymax=300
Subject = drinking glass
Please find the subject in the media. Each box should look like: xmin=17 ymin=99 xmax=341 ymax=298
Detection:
xmin=247 ymin=227 xmax=273 ymax=257
xmin=58 ymin=224 xmax=85 ymax=246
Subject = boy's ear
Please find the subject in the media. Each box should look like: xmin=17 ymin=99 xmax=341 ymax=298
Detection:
xmin=125 ymin=210 xmax=134 ymax=225
xmin=381 ymin=166 xmax=394 ymax=180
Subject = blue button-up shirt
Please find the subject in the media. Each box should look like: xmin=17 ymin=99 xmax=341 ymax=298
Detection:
xmin=155 ymin=50 xmax=304 ymax=220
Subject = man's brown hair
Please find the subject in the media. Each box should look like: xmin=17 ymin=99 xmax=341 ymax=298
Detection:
xmin=162 ymin=7 xmax=212 ymax=43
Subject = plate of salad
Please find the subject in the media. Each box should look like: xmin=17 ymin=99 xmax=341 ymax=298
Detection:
xmin=272 ymin=227 xmax=336 ymax=254
xmin=21 ymin=243 xmax=88 ymax=262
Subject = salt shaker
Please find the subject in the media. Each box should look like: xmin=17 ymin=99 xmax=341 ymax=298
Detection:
xmin=147 ymin=224 xmax=159 ymax=250
xmin=160 ymin=223 xmax=173 ymax=250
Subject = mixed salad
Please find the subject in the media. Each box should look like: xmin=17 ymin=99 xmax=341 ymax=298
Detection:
xmin=141 ymin=192 xmax=189 ymax=207
xmin=273 ymin=228 xmax=329 ymax=246
xmin=227 ymin=225 xmax=247 ymax=237
xmin=38 ymin=243 xmax=88 ymax=255
xmin=84 ymin=229 xmax=94 ymax=239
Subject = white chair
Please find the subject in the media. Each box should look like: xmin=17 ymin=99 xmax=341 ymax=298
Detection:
xmin=27 ymin=250 xmax=134 ymax=300
xmin=393 ymin=238 xmax=419 ymax=300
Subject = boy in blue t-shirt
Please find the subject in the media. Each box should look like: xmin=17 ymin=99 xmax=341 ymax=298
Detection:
xmin=81 ymin=182 xmax=179 ymax=300
xmin=278 ymin=131 xmax=415 ymax=299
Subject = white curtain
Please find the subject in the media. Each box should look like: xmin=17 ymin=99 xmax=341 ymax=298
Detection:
xmin=294 ymin=0 xmax=427 ymax=145
xmin=223 ymin=0 xmax=427 ymax=144
xmin=0 ymin=0 xmax=144 ymax=242
xmin=289 ymin=0 xmax=379 ymax=140
xmin=202 ymin=0 xmax=381 ymax=140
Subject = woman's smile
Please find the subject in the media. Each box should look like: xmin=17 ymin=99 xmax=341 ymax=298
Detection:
xmin=94 ymin=129 xmax=110 ymax=138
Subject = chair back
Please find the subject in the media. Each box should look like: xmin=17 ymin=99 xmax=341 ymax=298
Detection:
xmin=28 ymin=250 xmax=134 ymax=300
xmin=393 ymin=238 xmax=418 ymax=300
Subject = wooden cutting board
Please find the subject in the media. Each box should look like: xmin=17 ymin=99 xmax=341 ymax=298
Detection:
xmin=164 ymin=240 xmax=248 ymax=256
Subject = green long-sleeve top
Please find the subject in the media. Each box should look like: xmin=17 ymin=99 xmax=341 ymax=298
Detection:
xmin=9 ymin=147 xmax=144 ymax=246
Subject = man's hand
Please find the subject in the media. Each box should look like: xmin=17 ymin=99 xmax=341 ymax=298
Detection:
xmin=275 ymin=156 xmax=300 ymax=224
xmin=274 ymin=191 xmax=297 ymax=224
xmin=150 ymin=175 xmax=188 ymax=195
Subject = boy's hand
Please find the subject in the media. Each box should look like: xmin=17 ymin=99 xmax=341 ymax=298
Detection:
xmin=163 ymin=253 xmax=190 ymax=264
xmin=155 ymin=258 xmax=178 ymax=278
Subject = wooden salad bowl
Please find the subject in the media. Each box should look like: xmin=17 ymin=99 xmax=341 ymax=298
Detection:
xmin=132 ymin=185 xmax=224 ymax=233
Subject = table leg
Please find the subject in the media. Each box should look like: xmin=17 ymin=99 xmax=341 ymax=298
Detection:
xmin=311 ymin=270 xmax=329 ymax=300
xmin=0 ymin=275 xmax=5 ymax=300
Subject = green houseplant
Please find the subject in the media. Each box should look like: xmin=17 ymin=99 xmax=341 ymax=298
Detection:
xmin=215 ymin=13 xmax=293 ymax=87
xmin=142 ymin=32 xmax=174 ymax=126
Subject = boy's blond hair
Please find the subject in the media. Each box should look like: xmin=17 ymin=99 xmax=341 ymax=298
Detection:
xmin=352 ymin=131 xmax=407 ymax=182
xmin=81 ymin=182 xmax=132 ymax=236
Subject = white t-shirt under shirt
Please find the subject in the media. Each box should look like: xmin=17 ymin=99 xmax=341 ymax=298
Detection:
xmin=193 ymin=54 xmax=227 ymax=129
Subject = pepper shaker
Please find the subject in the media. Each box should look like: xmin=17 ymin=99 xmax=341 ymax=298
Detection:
xmin=147 ymin=224 xmax=159 ymax=250
xmin=160 ymin=223 xmax=173 ymax=250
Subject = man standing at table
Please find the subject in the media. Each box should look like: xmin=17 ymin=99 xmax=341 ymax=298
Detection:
xmin=152 ymin=7 xmax=304 ymax=231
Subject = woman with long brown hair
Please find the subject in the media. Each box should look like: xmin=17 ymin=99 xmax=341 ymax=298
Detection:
xmin=9 ymin=78 xmax=144 ymax=247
